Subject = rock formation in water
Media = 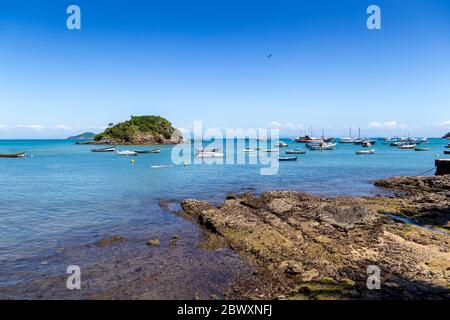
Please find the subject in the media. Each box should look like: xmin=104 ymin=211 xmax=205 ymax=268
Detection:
xmin=180 ymin=175 xmax=450 ymax=299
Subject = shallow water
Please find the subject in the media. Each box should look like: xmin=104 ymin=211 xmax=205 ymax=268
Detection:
xmin=0 ymin=138 xmax=448 ymax=297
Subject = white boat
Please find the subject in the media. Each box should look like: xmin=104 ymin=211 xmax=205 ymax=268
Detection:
xmin=116 ymin=150 xmax=138 ymax=156
xmin=306 ymin=142 xmax=336 ymax=150
xmin=356 ymin=149 xmax=375 ymax=155
xmin=362 ymin=141 xmax=372 ymax=148
xmin=262 ymin=149 xmax=279 ymax=153
xmin=196 ymin=151 xmax=224 ymax=158
xmin=195 ymin=147 xmax=221 ymax=152
xmin=398 ymin=144 xmax=416 ymax=149
xmin=274 ymin=142 xmax=288 ymax=147
xmin=243 ymin=148 xmax=256 ymax=152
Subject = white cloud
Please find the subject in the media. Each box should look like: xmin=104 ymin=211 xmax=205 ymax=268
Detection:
xmin=367 ymin=121 xmax=408 ymax=130
xmin=16 ymin=124 xmax=46 ymax=131
xmin=56 ymin=124 xmax=72 ymax=130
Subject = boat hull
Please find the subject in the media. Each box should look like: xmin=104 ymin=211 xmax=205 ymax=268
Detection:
xmin=0 ymin=152 xmax=25 ymax=158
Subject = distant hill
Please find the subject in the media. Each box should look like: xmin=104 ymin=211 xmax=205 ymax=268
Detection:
xmin=443 ymin=132 xmax=450 ymax=139
xmin=94 ymin=115 xmax=183 ymax=144
xmin=67 ymin=132 xmax=96 ymax=140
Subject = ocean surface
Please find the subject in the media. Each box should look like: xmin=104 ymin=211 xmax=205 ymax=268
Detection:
xmin=0 ymin=138 xmax=448 ymax=298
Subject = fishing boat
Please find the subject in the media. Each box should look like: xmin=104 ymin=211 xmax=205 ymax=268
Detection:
xmin=116 ymin=150 xmax=138 ymax=156
xmin=91 ymin=147 xmax=115 ymax=152
xmin=134 ymin=149 xmax=160 ymax=154
xmin=285 ymin=149 xmax=306 ymax=154
xmin=275 ymin=142 xmax=288 ymax=147
xmin=278 ymin=157 xmax=297 ymax=161
xmin=398 ymin=144 xmax=416 ymax=149
xmin=196 ymin=151 xmax=224 ymax=158
xmin=414 ymin=147 xmax=430 ymax=151
xmin=306 ymin=142 xmax=336 ymax=150
xmin=356 ymin=149 xmax=375 ymax=155
xmin=0 ymin=152 xmax=25 ymax=158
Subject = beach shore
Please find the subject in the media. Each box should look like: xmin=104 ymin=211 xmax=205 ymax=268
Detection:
xmin=180 ymin=175 xmax=450 ymax=299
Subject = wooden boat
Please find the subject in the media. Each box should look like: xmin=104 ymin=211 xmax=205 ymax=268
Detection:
xmin=0 ymin=152 xmax=25 ymax=158
xmin=116 ymin=150 xmax=138 ymax=156
xmin=278 ymin=157 xmax=297 ymax=161
xmin=91 ymin=147 xmax=115 ymax=152
xmin=134 ymin=149 xmax=160 ymax=154
xmin=356 ymin=149 xmax=375 ymax=155
xmin=414 ymin=147 xmax=430 ymax=151
xmin=285 ymin=149 xmax=306 ymax=154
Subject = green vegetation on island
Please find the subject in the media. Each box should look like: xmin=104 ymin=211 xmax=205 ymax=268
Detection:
xmin=94 ymin=115 xmax=182 ymax=144
xmin=443 ymin=132 xmax=450 ymax=139
xmin=67 ymin=132 xmax=96 ymax=140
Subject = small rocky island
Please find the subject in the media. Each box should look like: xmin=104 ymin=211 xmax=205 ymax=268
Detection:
xmin=443 ymin=132 xmax=450 ymax=139
xmin=180 ymin=175 xmax=450 ymax=300
xmin=85 ymin=115 xmax=183 ymax=145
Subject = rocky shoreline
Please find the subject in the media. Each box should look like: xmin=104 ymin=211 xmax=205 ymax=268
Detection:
xmin=179 ymin=175 xmax=450 ymax=299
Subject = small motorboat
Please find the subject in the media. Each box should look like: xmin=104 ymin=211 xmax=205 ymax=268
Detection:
xmin=285 ymin=149 xmax=306 ymax=154
xmin=244 ymin=148 xmax=256 ymax=152
xmin=262 ymin=149 xmax=279 ymax=153
xmin=278 ymin=157 xmax=297 ymax=161
xmin=0 ymin=152 xmax=25 ymax=158
xmin=445 ymin=144 xmax=450 ymax=149
xmin=444 ymin=150 xmax=450 ymax=155
xmin=134 ymin=149 xmax=160 ymax=154
xmin=356 ymin=149 xmax=375 ymax=155
xmin=362 ymin=141 xmax=372 ymax=148
xmin=275 ymin=142 xmax=288 ymax=148
xmin=414 ymin=147 xmax=430 ymax=151
xmin=116 ymin=150 xmax=138 ymax=156
xmin=398 ymin=144 xmax=416 ymax=149
xmin=196 ymin=151 xmax=224 ymax=158
xmin=91 ymin=147 xmax=115 ymax=152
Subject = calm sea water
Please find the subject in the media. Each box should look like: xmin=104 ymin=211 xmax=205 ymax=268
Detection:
xmin=0 ymin=138 xmax=448 ymax=295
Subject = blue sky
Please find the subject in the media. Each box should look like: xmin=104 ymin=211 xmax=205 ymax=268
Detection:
xmin=1 ymin=0 xmax=450 ymax=138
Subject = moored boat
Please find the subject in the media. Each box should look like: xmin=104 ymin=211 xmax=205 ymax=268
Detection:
xmin=0 ymin=152 xmax=25 ymax=158
xmin=444 ymin=150 xmax=450 ymax=155
xmin=275 ymin=141 xmax=288 ymax=147
xmin=278 ymin=156 xmax=297 ymax=161
xmin=262 ymin=149 xmax=279 ymax=153
xmin=398 ymin=144 xmax=416 ymax=149
xmin=116 ymin=150 xmax=138 ymax=156
xmin=91 ymin=147 xmax=115 ymax=152
xmin=196 ymin=151 xmax=224 ymax=158
xmin=414 ymin=147 xmax=430 ymax=151
xmin=306 ymin=142 xmax=336 ymax=150
xmin=356 ymin=149 xmax=375 ymax=155
xmin=134 ymin=149 xmax=160 ymax=154
xmin=285 ymin=149 xmax=306 ymax=154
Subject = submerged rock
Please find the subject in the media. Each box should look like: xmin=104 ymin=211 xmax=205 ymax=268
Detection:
xmin=147 ymin=239 xmax=160 ymax=246
xmin=98 ymin=235 xmax=126 ymax=247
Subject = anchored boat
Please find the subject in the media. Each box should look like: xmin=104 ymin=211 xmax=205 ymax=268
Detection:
xmin=356 ymin=149 xmax=375 ymax=155
xmin=0 ymin=152 xmax=25 ymax=158
xmin=116 ymin=150 xmax=138 ymax=156
xmin=278 ymin=157 xmax=297 ymax=161
xmin=285 ymin=149 xmax=306 ymax=154
xmin=91 ymin=147 xmax=115 ymax=152
xmin=134 ymin=149 xmax=160 ymax=154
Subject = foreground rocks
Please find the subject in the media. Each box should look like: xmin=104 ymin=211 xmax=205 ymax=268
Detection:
xmin=180 ymin=175 xmax=450 ymax=299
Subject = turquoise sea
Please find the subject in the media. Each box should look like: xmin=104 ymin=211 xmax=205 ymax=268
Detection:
xmin=0 ymin=138 xmax=448 ymax=298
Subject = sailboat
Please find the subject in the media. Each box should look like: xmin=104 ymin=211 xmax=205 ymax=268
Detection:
xmin=339 ymin=127 xmax=355 ymax=144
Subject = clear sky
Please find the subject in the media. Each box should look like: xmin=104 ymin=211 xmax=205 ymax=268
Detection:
xmin=1 ymin=0 xmax=450 ymax=138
